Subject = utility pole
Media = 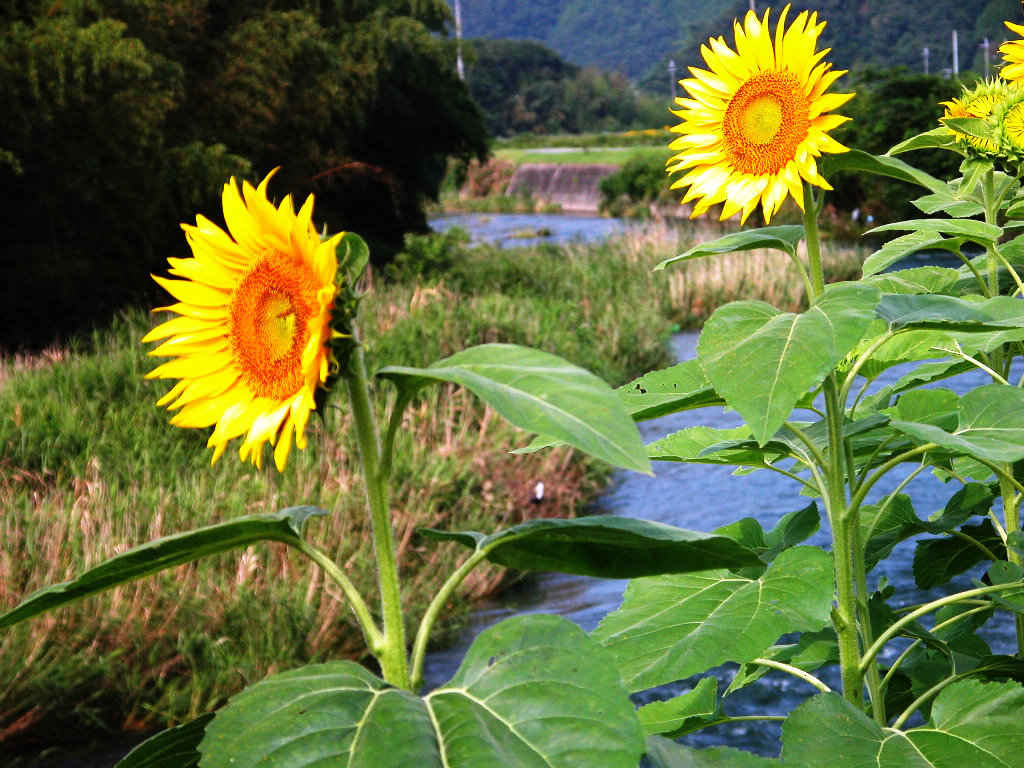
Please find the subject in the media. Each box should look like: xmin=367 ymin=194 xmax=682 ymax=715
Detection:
xmin=454 ymin=0 xmax=465 ymax=81
xmin=982 ymin=37 xmax=991 ymax=77
xmin=923 ymin=46 xmax=930 ymax=74
xmin=668 ymin=59 xmax=677 ymax=101
xmin=952 ymin=29 xmax=959 ymax=77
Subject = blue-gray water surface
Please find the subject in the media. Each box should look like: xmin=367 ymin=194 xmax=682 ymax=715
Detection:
xmin=421 ymin=331 xmax=1019 ymax=757
xmin=430 ymin=212 xmax=637 ymax=249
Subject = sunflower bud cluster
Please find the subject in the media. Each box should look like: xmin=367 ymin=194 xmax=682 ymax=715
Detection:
xmin=935 ymin=21 xmax=1024 ymax=174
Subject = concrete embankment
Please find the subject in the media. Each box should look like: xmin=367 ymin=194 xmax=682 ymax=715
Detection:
xmin=505 ymin=163 xmax=619 ymax=213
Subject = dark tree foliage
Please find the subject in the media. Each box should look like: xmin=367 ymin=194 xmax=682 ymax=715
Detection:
xmin=830 ymin=68 xmax=963 ymax=221
xmin=464 ymin=38 xmax=664 ymax=136
xmin=453 ymin=0 xmax=1024 ymax=88
xmin=0 ymin=0 xmax=487 ymax=350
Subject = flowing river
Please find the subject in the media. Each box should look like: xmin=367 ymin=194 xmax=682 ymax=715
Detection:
xmin=420 ymin=331 xmax=1018 ymax=756
xmin=418 ymin=213 xmax=1016 ymax=756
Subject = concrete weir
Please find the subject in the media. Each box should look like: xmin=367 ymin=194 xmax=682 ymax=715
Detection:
xmin=505 ymin=163 xmax=619 ymax=213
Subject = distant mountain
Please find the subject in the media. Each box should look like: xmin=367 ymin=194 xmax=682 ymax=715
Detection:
xmin=449 ymin=0 xmax=1023 ymax=86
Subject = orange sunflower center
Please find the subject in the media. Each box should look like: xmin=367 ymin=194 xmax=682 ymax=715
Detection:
xmin=722 ymin=70 xmax=811 ymax=175
xmin=229 ymin=251 xmax=317 ymax=400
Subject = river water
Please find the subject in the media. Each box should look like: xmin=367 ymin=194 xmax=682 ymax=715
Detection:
xmin=430 ymin=212 xmax=640 ymax=249
xmin=420 ymin=331 xmax=1018 ymax=756
xmin=417 ymin=213 xmax=1017 ymax=756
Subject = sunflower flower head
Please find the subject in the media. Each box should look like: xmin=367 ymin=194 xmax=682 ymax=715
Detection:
xmin=1000 ymin=21 xmax=1024 ymax=83
xmin=940 ymin=79 xmax=1014 ymax=159
xmin=143 ymin=169 xmax=360 ymax=471
xmin=667 ymin=3 xmax=853 ymax=224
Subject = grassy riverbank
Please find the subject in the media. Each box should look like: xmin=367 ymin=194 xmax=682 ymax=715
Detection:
xmin=0 ymin=225 xmax=861 ymax=758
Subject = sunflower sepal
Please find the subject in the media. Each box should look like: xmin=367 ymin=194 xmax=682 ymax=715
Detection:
xmin=336 ymin=230 xmax=370 ymax=287
xmin=943 ymin=117 xmax=1000 ymax=148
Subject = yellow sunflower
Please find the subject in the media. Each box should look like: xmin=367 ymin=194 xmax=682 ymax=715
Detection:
xmin=1000 ymin=21 xmax=1024 ymax=83
xmin=667 ymin=4 xmax=853 ymax=224
xmin=143 ymin=169 xmax=341 ymax=471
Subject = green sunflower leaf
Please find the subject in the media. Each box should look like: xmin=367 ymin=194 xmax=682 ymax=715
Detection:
xmin=418 ymin=515 xmax=763 ymax=578
xmin=0 ymin=506 xmax=327 ymax=630
xmin=378 ymin=343 xmax=650 ymax=474
xmin=654 ymin=225 xmax=805 ymax=270
xmin=198 ymin=615 xmax=645 ymax=768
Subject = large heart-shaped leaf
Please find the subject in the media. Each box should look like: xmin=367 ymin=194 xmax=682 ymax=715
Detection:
xmin=861 ymin=231 xmax=966 ymax=277
xmin=861 ymin=483 xmax=994 ymax=572
xmin=891 ymin=383 xmax=1024 ymax=463
xmin=864 ymin=266 xmax=960 ymax=295
xmin=113 ymin=714 xmax=213 ymax=768
xmin=0 ymin=506 xmax=326 ymax=629
xmin=645 ymin=737 xmax=779 ymax=767
xmin=592 ymin=547 xmax=834 ymax=692
xmin=378 ymin=344 xmax=650 ymax=474
xmin=419 ymin=515 xmax=763 ymax=578
xmin=618 ymin=360 xmax=724 ymax=421
xmin=697 ymin=283 xmax=878 ymax=445
xmin=782 ymin=681 xmax=1024 ymax=767
xmin=876 ymin=294 xmax=1024 ymax=332
xmin=654 ymin=225 xmax=804 ymax=270
xmin=199 ymin=614 xmax=644 ymax=768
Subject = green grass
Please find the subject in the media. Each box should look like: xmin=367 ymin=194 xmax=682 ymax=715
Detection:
xmin=495 ymin=145 xmax=672 ymax=166
xmin=493 ymin=129 xmax=669 ymax=150
xmin=0 ymin=225 xmax=863 ymax=759
xmin=0 ymin=232 xmax=679 ymax=756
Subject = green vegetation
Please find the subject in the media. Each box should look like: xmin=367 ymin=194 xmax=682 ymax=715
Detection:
xmin=0 ymin=227 xmax=861 ymax=758
xmin=495 ymin=145 xmax=669 ymax=166
xmin=463 ymin=38 xmax=665 ymax=137
xmin=452 ymin=0 xmax=1021 ymax=86
xmin=831 ymin=68 xmax=963 ymax=222
xmin=0 ymin=0 xmax=487 ymax=351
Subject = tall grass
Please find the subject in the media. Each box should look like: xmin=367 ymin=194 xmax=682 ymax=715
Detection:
xmin=0 ymin=224 xmax=862 ymax=757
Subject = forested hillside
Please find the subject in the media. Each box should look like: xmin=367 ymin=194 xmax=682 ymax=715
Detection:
xmin=451 ymin=0 xmax=1023 ymax=86
xmin=1 ymin=0 xmax=487 ymax=350
xmin=463 ymin=39 xmax=664 ymax=135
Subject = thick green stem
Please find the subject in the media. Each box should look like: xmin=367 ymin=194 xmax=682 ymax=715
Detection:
xmin=849 ymin=514 xmax=886 ymax=725
xmin=345 ymin=336 xmax=410 ymax=689
xmin=998 ymin=472 xmax=1024 ymax=654
xmin=803 ymin=182 xmax=826 ymax=299
xmin=805 ymin=182 xmax=864 ymax=707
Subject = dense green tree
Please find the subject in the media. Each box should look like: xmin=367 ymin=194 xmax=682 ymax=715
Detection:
xmin=830 ymin=68 xmax=962 ymax=221
xmin=0 ymin=0 xmax=487 ymax=350
xmin=453 ymin=0 xmax=1024 ymax=86
xmin=464 ymin=38 xmax=663 ymax=136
